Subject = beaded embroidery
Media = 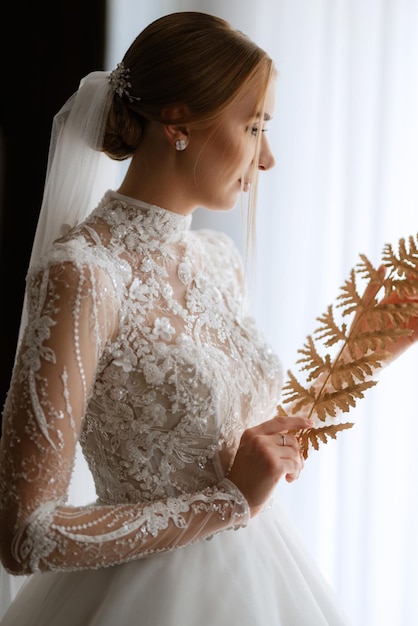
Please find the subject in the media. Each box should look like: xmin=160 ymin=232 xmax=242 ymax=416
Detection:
xmin=0 ymin=191 xmax=282 ymax=574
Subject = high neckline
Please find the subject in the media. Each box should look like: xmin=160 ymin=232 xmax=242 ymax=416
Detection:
xmin=95 ymin=190 xmax=193 ymax=243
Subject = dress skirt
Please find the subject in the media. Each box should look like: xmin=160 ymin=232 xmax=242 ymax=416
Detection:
xmin=0 ymin=498 xmax=349 ymax=626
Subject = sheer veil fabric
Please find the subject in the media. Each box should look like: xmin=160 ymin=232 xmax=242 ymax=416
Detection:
xmin=29 ymin=72 xmax=118 ymax=268
xmin=18 ymin=72 xmax=119 ymax=346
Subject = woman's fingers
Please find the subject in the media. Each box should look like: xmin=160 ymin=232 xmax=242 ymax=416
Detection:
xmin=261 ymin=415 xmax=314 ymax=435
xmin=227 ymin=416 xmax=311 ymax=516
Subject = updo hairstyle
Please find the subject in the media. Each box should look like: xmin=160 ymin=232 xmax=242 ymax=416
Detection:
xmin=102 ymin=11 xmax=275 ymax=161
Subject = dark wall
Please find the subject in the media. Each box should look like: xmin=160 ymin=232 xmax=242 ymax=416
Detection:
xmin=0 ymin=2 xmax=107 ymax=427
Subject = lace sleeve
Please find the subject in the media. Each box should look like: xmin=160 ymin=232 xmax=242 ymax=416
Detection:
xmin=0 ymin=259 xmax=249 ymax=575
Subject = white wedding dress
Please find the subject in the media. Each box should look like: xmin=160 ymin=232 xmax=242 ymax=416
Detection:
xmin=0 ymin=190 xmax=348 ymax=625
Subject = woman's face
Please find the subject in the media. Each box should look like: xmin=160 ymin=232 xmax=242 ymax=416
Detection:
xmin=185 ymin=79 xmax=276 ymax=211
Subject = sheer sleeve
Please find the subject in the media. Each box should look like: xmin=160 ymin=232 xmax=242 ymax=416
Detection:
xmin=0 ymin=257 xmax=249 ymax=576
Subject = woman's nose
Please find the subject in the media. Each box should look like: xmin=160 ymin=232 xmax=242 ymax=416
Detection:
xmin=258 ymin=137 xmax=275 ymax=171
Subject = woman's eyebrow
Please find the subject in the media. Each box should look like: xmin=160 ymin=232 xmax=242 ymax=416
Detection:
xmin=249 ymin=112 xmax=273 ymax=121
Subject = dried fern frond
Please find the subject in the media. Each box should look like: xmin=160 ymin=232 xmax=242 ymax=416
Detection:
xmin=356 ymin=254 xmax=384 ymax=281
xmin=314 ymin=306 xmax=347 ymax=347
xmin=314 ymin=380 xmax=377 ymax=417
xmin=296 ymin=336 xmax=333 ymax=380
xmin=280 ymin=371 xmax=317 ymax=413
xmin=336 ymin=269 xmax=364 ymax=315
xmin=277 ymin=233 xmax=418 ymax=458
xmin=328 ymin=354 xmax=384 ymax=388
xmin=298 ymin=422 xmax=354 ymax=459
xmin=282 ymin=378 xmax=377 ymax=422
xmin=382 ymin=237 xmax=418 ymax=277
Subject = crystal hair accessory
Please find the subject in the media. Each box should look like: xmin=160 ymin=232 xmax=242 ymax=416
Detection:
xmin=108 ymin=62 xmax=141 ymax=103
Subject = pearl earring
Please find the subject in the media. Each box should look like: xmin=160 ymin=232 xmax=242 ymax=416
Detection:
xmin=175 ymin=139 xmax=187 ymax=151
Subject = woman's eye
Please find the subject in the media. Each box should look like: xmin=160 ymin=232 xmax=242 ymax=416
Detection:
xmin=247 ymin=126 xmax=268 ymax=136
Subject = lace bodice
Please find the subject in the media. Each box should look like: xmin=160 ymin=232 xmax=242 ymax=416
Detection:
xmin=0 ymin=190 xmax=282 ymax=574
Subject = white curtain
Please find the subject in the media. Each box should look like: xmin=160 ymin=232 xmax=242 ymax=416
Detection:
xmin=107 ymin=2 xmax=418 ymax=624
xmin=2 ymin=2 xmax=417 ymax=624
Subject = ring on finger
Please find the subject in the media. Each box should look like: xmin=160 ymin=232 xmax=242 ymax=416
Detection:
xmin=281 ymin=434 xmax=286 ymax=446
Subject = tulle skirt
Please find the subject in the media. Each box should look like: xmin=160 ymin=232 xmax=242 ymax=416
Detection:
xmin=0 ymin=499 xmax=349 ymax=625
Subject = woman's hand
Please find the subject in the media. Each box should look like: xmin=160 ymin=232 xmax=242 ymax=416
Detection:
xmin=226 ymin=416 xmax=313 ymax=517
xmin=351 ymin=264 xmax=418 ymax=363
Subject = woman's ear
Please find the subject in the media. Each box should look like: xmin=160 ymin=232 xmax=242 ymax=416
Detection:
xmin=163 ymin=125 xmax=189 ymax=151
xmin=161 ymin=105 xmax=190 ymax=151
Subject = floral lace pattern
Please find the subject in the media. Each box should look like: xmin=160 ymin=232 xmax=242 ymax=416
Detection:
xmin=0 ymin=190 xmax=282 ymax=574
